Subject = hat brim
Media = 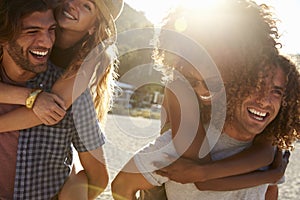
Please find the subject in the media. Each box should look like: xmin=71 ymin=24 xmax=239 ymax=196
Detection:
xmin=104 ymin=0 xmax=124 ymax=20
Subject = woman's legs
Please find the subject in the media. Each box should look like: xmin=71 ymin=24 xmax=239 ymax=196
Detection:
xmin=111 ymin=159 xmax=155 ymax=200
xmin=265 ymin=185 xmax=278 ymax=200
xmin=58 ymin=169 xmax=89 ymax=200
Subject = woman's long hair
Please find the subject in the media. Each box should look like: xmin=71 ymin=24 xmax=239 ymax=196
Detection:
xmin=59 ymin=0 xmax=119 ymax=126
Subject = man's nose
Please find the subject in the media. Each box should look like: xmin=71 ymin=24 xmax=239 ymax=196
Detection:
xmin=36 ymin=32 xmax=54 ymax=49
xmin=255 ymin=94 xmax=271 ymax=108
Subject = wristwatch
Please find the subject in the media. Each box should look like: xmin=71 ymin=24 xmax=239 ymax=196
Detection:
xmin=25 ymin=89 xmax=43 ymax=109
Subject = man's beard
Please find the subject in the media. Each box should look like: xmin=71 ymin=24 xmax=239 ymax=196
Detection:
xmin=6 ymin=40 xmax=48 ymax=74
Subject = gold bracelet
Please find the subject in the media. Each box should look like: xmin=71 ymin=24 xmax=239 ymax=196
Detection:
xmin=25 ymin=89 xmax=43 ymax=109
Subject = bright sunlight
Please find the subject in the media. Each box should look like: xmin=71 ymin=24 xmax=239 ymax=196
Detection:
xmin=125 ymin=0 xmax=220 ymax=24
xmin=125 ymin=0 xmax=300 ymax=54
xmin=124 ymin=0 xmax=178 ymax=24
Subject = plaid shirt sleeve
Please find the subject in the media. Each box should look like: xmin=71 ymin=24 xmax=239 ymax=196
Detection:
xmin=71 ymin=89 xmax=105 ymax=152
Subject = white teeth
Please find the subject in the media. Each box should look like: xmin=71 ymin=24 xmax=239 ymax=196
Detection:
xmin=248 ymin=108 xmax=267 ymax=117
xmin=199 ymin=92 xmax=215 ymax=101
xmin=30 ymin=50 xmax=48 ymax=56
xmin=253 ymin=115 xmax=264 ymax=121
xmin=199 ymin=94 xmax=213 ymax=100
xmin=63 ymin=11 xmax=75 ymax=20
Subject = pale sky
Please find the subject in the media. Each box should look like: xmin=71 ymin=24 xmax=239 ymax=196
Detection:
xmin=125 ymin=0 xmax=300 ymax=54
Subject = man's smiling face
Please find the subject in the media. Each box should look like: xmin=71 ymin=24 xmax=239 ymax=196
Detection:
xmin=229 ymin=65 xmax=286 ymax=140
xmin=5 ymin=9 xmax=56 ymax=74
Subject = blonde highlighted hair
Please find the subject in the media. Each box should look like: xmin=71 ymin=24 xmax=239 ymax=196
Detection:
xmin=59 ymin=0 xmax=120 ymax=126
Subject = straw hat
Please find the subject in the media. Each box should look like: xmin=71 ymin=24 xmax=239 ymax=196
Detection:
xmin=96 ymin=0 xmax=124 ymax=43
xmin=103 ymin=0 xmax=124 ymax=20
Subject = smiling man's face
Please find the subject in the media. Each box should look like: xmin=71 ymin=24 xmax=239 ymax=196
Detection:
xmin=4 ymin=9 xmax=56 ymax=76
xmin=228 ymin=65 xmax=286 ymax=140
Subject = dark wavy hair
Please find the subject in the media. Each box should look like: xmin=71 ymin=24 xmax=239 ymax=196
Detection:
xmin=0 ymin=0 xmax=55 ymax=43
xmin=154 ymin=0 xmax=299 ymax=149
xmin=0 ymin=0 xmax=55 ymax=60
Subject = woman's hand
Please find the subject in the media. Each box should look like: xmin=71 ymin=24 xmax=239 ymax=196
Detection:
xmin=155 ymin=156 xmax=207 ymax=184
xmin=32 ymin=92 xmax=66 ymax=125
xmin=269 ymin=149 xmax=290 ymax=183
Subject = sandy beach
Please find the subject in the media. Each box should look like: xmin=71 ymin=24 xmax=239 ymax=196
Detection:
xmin=95 ymin=114 xmax=300 ymax=199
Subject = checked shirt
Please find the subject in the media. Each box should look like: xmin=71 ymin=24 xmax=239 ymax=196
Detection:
xmin=13 ymin=63 xmax=105 ymax=199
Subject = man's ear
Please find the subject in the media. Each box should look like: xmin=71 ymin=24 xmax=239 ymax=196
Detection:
xmin=1 ymin=42 xmax=9 ymax=50
xmin=88 ymin=26 xmax=96 ymax=35
xmin=1 ymin=42 xmax=7 ymax=46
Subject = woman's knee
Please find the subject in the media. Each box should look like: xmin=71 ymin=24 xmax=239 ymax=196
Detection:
xmin=59 ymin=170 xmax=89 ymax=200
xmin=111 ymin=172 xmax=137 ymax=200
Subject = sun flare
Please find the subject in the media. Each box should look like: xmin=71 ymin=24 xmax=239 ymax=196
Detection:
xmin=178 ymin=0 xmax=221 ymax=9
xmin=125 ymin=0 xmax=221 ymax=25
xmin=126 ymin=0 xmax=300 ymax=54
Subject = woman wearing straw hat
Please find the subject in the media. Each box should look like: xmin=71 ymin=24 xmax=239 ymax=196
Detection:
xmin=0 ymin=0 xmax=123 ymax=199
xmin=0 ymin=0 xmax=124 ymax=127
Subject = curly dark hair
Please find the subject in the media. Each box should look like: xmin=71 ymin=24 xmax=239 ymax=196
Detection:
xmin=225 ymin=54 xmax=300 ymax=150
xmin=154 ymin=0 xmax=280 ymax=74
xmin=154 ymin=0 xmax=299 ymax=149
xmin=262 ymin=55 xmax=300 ymax=149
